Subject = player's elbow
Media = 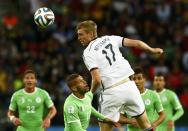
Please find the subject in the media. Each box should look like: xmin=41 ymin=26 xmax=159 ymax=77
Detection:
xmin=7 ymin=110 xmax=14 ymax=117
xmin=135 ymin=40 xmax=144 ymax=48
xmin=158 ymin=111 xmax=165 ymax=123
xmin=179 ymin=108 xmax=184 ymax=116
xmin=53 ymin=106 xmax=57 ymax=116
xmin=50 ymin=106 xmax=57 ymax=117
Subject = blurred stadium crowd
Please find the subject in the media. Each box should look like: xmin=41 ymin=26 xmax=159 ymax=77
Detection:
xmin=0 ymin=0 xmax=188 ymax=129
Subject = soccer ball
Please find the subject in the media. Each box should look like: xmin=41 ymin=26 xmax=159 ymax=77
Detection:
xmin=34 ymin=7 xmax=55 ymax=28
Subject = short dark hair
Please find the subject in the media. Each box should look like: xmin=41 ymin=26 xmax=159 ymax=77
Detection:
xmin=154 ymin=72 xmax=166 ymax=80
xmin=155 ymin=72 xmax=164 ymax=77
xmin=66 ymin=74 xmax=80 ymax=88
xmin=133 ymin=67 xmax=144 ymax=75
xmin=23 ymin=69 xmax=37 ymax=78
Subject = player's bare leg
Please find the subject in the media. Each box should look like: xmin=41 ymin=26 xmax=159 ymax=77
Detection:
xmin=99 ymin=122 xmax=113 ymax=131
xmin=135 ymin=111 xmax=153 ymax=130
xmin=119 ymin=114 xmax=132 ymax=124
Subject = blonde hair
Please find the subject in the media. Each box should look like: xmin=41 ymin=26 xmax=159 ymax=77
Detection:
xmin=76 ymin=20 xmax=97 ymax=34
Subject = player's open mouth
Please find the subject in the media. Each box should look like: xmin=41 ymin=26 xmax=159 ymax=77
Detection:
xmin=27 ymin=83 xmax=32 ymax=86
xmin=85 ymin=85 xmax=89 ymax=89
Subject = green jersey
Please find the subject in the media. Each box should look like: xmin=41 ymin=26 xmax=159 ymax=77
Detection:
xmin=9 ymin=87 xmax=54 ymax=131
xmin=128 ymin=89 xmax=163 ymax=131
xmin=157 ymin=89 xmax=183 ymax=131
xmin=64 ymin=91 xmax=106 ymax=131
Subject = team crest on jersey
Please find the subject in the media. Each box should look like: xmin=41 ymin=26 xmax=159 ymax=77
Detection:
xmin=19 ymin=97 xmax=25 ymax=104
xmin=68 ymin=106 xmax=74 ymax=113
xmin=144 ymin=99 xmax=151 ymax=105
xmin=36 ymin=97 xmax=41 ymax=103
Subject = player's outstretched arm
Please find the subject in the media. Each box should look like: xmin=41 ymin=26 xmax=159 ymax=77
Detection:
xmin=123 ymin=38 xmax=163 ymax=54
xmin=91 ymin=107 xmax=120 ymax=127
xmin=90 ymin=68 xmax=101 ymax=93
xmin=102 ymin=118 xmax=121 ymax=128
xmin=7 ymin=109 xmax=22 ymax=126
xmin=42 ymin=105 xmax=57 ymax=129
xmin=91 ymin=106 xmax=106 ymax=120
xmin=118 ymin=113 xmax=139 ymax=127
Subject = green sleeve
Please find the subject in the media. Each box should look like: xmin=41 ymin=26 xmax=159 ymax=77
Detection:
xmin=44 ymin=90 xmax=54 ymax=108
xmin=9 ymin=93 xmax=17 ymax=111
xmin=172 ymin=108 xmax=184 ymax=121
xmin=171 ymin=92 xmax=184 ymax=121
xmin=91 ymin=106 xmax=106 ymax=120
xmin=171 ymin=92 xmax=182 ymax=110
xmin=154 ymin=92 xmax=163 ymax=112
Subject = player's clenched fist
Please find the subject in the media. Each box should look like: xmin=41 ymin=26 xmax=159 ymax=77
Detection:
xmin=151 ymin=48 xmax=163 ymax=54
xmin=42 ymin=117 xmax=51 ymax=129
xmin=11 ymin=116 xmax=22 ymax=126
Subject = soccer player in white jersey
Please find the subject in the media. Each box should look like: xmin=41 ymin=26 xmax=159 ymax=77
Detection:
xmin=76 ymin=20 xmax=163 ymax=131
xmin=7 ymin=69 xmax=57 ymax=131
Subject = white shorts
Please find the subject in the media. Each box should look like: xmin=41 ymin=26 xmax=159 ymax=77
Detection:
xmin=98 ymin=81 xmax=145 ymax=122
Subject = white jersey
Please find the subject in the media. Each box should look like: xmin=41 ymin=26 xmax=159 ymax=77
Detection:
xmin=83 ymin=35 xmax=134 ymax=89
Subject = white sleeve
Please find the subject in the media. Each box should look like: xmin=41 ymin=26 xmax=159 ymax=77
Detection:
xmin=110 ymin=35 xmax=124 ymax=47
xmin=83 ymin=51 xmax=98 ymax=71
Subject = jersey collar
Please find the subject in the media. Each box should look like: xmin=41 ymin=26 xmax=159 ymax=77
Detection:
xmin=87 ymin=37 xmax=98 ymax=51
xmin=72 ymin=93 xmax=85 ymax=100
xmin=90 ymin=37 xmax=98 ymax=42
xmin=141 ymin=89 xmax=148 ymax=95
xmin=23 ymin=87 xmax=38 ymax=95
xmin=158 ymin=89 xmax=166 ymax=94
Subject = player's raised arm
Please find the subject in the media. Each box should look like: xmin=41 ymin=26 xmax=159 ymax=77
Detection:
xmin=90 ymin=68 xmax=101 ymax=93
xmin=123 ymin=38 xmax=163 ymax=54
